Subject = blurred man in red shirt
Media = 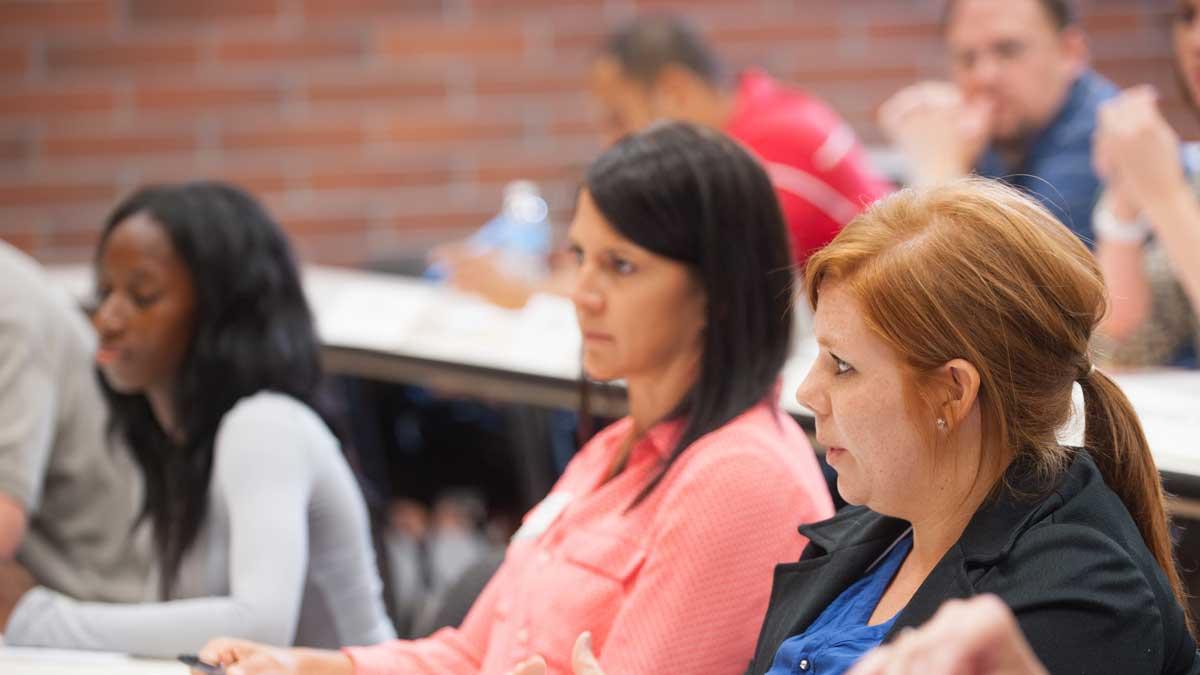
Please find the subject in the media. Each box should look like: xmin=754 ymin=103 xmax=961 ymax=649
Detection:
xmin=591 ymin=15 xmax=892 ymax=266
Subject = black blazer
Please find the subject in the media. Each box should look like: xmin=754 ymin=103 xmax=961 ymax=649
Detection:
xmin=747 ymin=451 xmax=1199 ymax=674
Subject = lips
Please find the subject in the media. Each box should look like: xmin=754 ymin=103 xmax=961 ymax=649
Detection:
xmin=582 ymin=331 xmax=614 ymax=342
xmin=95 ymin=345 xmax=125 ymax=367
xmin=826 ymin=446 xmax=847 ymax=463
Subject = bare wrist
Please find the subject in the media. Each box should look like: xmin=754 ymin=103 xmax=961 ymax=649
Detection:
xmin=296 ymin=649 xmax=354 ymax=675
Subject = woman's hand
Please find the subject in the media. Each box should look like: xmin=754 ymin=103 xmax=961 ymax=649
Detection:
xmin=197 ymin=638 xmax=353 ymax=675
xmin=1095 ymin=86 xmax=1188 ymax=219
xmin=848 ymin=595 xmax=1047 ymax=675
xmin=0 ymin=558 xmax=37 ymax=631
xmin=507 ymin=632 xmax=605 ymax=675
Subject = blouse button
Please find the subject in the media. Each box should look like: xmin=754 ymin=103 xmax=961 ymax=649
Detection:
xmin=799 ymin=658 xmax=810 ymax=671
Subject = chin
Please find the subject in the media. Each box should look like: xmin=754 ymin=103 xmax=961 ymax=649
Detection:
xmin=581 ymin=359 xmax=619 ymax=383
xmin=99 ymin=370 xmax=144 ymax=396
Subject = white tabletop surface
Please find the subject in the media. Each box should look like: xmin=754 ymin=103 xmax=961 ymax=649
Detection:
xmin=47 ymin=263 xmax=1200 ymax=478
xmin=0 ymin=646 xmax=187 ymax=674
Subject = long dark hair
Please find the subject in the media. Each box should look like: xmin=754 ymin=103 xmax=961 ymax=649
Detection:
xmin=95 ymin=181 xmax=322 ymax=598
xmin=584 ymin=122 xmax=795 ymax=507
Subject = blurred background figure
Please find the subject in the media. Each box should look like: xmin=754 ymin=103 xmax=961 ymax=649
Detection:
xmin=0 ymin=239 xmax=151 ymax=626
xmin=440 ymin=14 xmax=891 ymax=311
xmin=1092 ymin=0 xmax=1200 ymax=370
xmin=879 ymin=0 xmax=1114 ymax=243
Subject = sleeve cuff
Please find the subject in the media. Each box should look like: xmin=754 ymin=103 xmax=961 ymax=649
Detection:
xmin=4 ymin=586 xmax=58 ymax=646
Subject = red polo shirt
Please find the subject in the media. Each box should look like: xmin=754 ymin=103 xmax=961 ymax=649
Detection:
xmin=725 ymin=69 xmax=891 ymax=265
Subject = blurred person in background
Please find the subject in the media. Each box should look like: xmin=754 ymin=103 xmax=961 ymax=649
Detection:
xmin=879 ymin=0 xmax=1115 ymax=243
xmin=0 ymin=240 xmax=151 ymax=629
xmin=198 ymin=122 xmax=834 ymax=675
xmin=0 ymin=182 xmax=394 ymax=655
xmin=441 ymin=14 xmax=890 ymax=310
xmin=1091 ymin=0 xmax=1200 ymax=369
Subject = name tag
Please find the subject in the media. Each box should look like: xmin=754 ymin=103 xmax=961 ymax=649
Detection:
xmin=512 ymin=492 xmax=573 ymax=542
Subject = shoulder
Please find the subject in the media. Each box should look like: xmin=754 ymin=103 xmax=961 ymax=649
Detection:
xmin=660 ymin=405 xmax=822 ymax=504
xmin=214 ymin=392 xmax=333 ymax=471
xmin=988 ymin=520 xmax=1181 ymax=672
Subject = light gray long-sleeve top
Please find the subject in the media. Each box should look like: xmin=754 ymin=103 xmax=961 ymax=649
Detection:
xmin=5 ymin=391 xmax=396 ymax=656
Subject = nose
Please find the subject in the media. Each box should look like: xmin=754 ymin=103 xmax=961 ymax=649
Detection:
xmin=92 ymin=293 xmax=128 ymax=341
xmin=794 ymin=361 xmax=830 ymax=419
xmin=569 ymin=262 xmax=604 ymax=315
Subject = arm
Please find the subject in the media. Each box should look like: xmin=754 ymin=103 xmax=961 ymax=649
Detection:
xmin=594 ymin=451 xmax=827 ymax=673
xmin=0 ymin=327 xmax=55 ymax=561
xmin=0 ymin=495 xmax=27 ymax=561
xmin=4 ymin=398 xmax=315 ymax=656
xmin=1096 ymin=87 xmax=1200 ymax=315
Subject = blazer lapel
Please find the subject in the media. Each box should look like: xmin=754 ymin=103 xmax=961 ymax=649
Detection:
xmin=748 ymin=508 xmax=909 ymax=674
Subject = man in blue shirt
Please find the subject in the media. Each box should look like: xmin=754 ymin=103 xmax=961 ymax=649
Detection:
xmin=879 ymin=0 xmax=1116 ymax=244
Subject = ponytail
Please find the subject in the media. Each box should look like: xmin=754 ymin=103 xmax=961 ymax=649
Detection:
xmin=1080 ymin=368 xmax=1191 ymax=628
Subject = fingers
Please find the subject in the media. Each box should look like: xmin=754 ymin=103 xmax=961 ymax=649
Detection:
xmin=572 ymin=632 xmax=605 ymax=675
xmin=507 ymin=655 xmax=548 ymax=675
xmin=878 ymin=82 xmax=963 ymax=137
xmin=199 ymin=637 xmax=264 ymax=666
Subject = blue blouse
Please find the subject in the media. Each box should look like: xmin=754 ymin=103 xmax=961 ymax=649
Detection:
xmin=765 ymin=532 xmax=913 ymax=675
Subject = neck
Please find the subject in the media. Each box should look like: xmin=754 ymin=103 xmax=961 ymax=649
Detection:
xmin=147 ymin=386 xmax=182 ymax=443
xmin=905 ymin=457 xmax=999 ymax=573
xmin=624 ymin=354 xmax=699 ymax=439
xmin=707 ymin=89 xmax=738 ymax=130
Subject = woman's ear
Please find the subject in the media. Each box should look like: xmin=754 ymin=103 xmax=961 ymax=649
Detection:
xmin=936 ymin=358 xmax=981 ymax=428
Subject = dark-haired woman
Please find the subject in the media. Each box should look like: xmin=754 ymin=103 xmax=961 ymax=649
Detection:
xmin=0 ymin=182 xmax=394 ymax=656
xmin=198 ymin=123 xmax=834 ymax=675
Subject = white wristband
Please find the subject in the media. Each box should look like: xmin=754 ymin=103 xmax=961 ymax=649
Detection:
xmin=1094 ymin=207 xmax=1151 ymax=244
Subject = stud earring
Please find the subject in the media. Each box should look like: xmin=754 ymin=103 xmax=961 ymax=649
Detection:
xmin=936 ymin=418 xmax=948 ymax=430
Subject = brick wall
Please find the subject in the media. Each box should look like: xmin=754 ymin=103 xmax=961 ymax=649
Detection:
xmin=0 ymin=0 xmax=1188 ymax=266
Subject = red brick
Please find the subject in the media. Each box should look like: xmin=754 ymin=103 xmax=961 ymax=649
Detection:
xmin=387 ymin=209 xmax=498 ymax=232
xmin=0 ymin=45 xmax=29 ymax=76
xmin=46 ymin=40 xmax=199 ymax=75
xmin=0 ymin=1 xmax=112 ymax=32
xmin=221 ymin=122 xmax=365 ymax=152
xmin=0 ymin=87 xmax=115 ymax=118
xmin=279 ymin=213 xmax=370 ymax=237
xmin=128 ymin=0 xmax=279 ymax=24
xmin=377 ymin=23 xmax=526 ymax=60
xmin=476 ymin=160 xmax=583 ymax=185
xmin=42 ymin=130 xmax=196 ymax=160
xmin=0 ymin=181 xmax=115 ymax=208
xmin=791 ymin=64 xmax=921 ymax=84
xmin=386 ymin=117 xmax=523 ymax=144
xmin=43 ymin=224 xmax=104 ymax=252
xmin=711 ymin=21 xmax=842 ymax=44
xmin=216 ymin=34 xmax=365 ymax=67
xmin=867 ymin=22 xmax=943 ymax=40
xmin=1082 ymin=11 xmax=1146 ymax=33
xmin=0 ymin=135 xmax=30 ymax=165
xmin=474 ymin=71 xmax=582 ymax=96
xmin=309 ymin=165 xmax=453 ymax=191
xmin=134 ymin=83 xmax=282 ymax=112
xmin=301 ymin=0 xmax=440 ymax=19
xmin=306 ymin=76 xmax=447 ymax=105
xmin=0 ymin=229 xmax=38 ymax=253
xmin=209 ymin=170 xmax=292 ymax=197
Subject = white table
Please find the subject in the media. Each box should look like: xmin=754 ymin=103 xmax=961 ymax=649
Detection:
xmin=48 ymin=264 xmax=1200 ymax=494
xmin=0 ymin=646 xmax=186 ymax=674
